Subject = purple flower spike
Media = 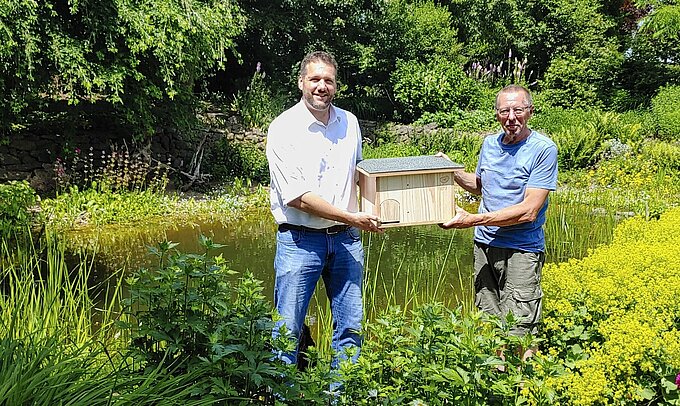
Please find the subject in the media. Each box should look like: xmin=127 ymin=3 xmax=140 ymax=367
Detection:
xmin=256 ymin=62 xmax=261 ymax=73
xmin=675 ymin=372 xmax=680 ymax=389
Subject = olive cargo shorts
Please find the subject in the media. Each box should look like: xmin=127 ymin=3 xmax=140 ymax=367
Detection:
xmin=473 ymin=241 xmax=545 ymax=336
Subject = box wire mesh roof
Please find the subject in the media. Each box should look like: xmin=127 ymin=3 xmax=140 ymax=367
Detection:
xmin=357 ymin=155 xmax=464 ymax=174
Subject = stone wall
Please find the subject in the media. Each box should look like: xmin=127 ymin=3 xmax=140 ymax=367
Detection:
xmin=0 ymin=113 xmax=405 ymax=193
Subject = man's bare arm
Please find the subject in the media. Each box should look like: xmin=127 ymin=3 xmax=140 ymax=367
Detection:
xmin=440 ymin=188 xmax=550 ymax=229
xmin=453 ymin=169 xmax=482 ymax=195
xmin=288 ymin=192 xmax=383 ymax=233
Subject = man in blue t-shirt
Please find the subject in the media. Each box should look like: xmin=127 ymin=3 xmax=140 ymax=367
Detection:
xmin=440 ymin=84 xmax=558 ymax=359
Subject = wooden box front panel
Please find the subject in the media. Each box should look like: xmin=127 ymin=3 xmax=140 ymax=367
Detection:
xmin=374 ymin=172 xmax=456 ymax=227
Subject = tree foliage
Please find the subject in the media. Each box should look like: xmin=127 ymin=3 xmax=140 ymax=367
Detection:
xmin=0 ymin=0 xmax=245 ymax=136
xmin=1 ymin=0 xmax=678 ymax=135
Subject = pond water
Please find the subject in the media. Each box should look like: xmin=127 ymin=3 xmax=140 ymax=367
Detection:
xmin=69 ymin=207 xmax=475 ymax=314
xmin=66 ymin=197 xmax=621 ymax=341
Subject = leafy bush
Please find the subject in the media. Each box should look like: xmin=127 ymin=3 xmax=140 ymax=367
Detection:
xmin=551 ymin=124 xmax=608 ymax=170
xmin=0 ymin=181 xmax=38 ymax=235
xmin=41 ymin=186 xmax=176 ymax=227
xmin=0 ymin=232 xmax=236 ymax=405
xmin=230 ymin=63 xmax=288 ymax=130
xmin=120 ymin=236 xmax=332 ymax=403
xmin=363 ymin=142 xmax=423 ymax=159
xmin=338 ymin=304 xmax=557 ymax=405
xmin=530 ymin=108 xmax=649 ymax=170
xmin=1 ymin=0 xmax=246 ymax=137
xmin=208 ymin=138 xmax=269 ymax=183
xmin=415 ymin=109 xmax=497 ymax=133
xmin=649 ymin=85 xmax=680 ymax=141
xmin=392 ymin=57 xmax=481 ymax=121
xmin=541 ymin=207 xmax=680 ymax=405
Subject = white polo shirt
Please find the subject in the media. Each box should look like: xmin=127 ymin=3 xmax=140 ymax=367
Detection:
xmin=266 ymin=100 xmax=362 ymax=228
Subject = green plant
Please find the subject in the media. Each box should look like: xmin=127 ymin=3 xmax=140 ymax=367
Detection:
xmin=649 ymin=85 xmax=680 ymax=141
xmin=208 ymin=138 xmax=269 ymax=183
xmin=42 ymin=144 xmax=176 ymax=227
xmin=54 ymin=145 xmax=170 ymax=194
xmin=1 ymin=0 xmax=246 ymax=137
xmin=392 ymin=57 xmax=481 ymax=121
xmin=230 ymin=63 xmax=288 ymax=130
xmin=467 ymin=50 xmax=537 ymax=88
xmin=119 ymin=236 xmax=330 ymax=403
xmin=415 ymin=109 xmax=497 ymax=133
xmin=551 ymin=123 xmax=608 ymax=170
xmin=0 ymin=181 xmax=38 ymax=236
xmin=362 ymin=142 xmax=422 ymax=159
xmin=41 ymin=186 xmax=176 ymax=227
xmin=337 ymin=304 xmax=553 ymax=405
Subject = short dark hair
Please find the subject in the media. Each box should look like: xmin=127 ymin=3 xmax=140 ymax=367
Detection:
xmin=299 ymin=51 xmax=338 ymax=80
xmin=495 ymin=84 xmax=533 ymax=108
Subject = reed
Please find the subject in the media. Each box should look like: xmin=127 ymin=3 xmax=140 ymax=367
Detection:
xmin=0 ymin=231 xmax=128 ymax=404
xmin=545 ymin=188 xmax=626 ymax=263
xmin=0 ymin=232 xmax=123 ymax=344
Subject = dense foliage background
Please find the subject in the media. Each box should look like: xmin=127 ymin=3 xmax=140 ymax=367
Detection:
xmin=1 ymin=0 xmax=678 ymax=139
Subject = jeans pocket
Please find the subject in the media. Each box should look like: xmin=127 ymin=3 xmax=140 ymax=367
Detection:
xmin=277 ymin=229 xmax=303 ymax=245
xmin=347 ymin=227 xmax=361 ymax=242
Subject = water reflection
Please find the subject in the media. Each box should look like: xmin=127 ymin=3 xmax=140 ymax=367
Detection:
xmin=66 ymin=197 xmax=622 ymax=332
xmin=66 ymin=209 xmax=474 ymax=311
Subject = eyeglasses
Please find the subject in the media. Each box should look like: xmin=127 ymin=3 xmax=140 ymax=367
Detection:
xmin=496 ymin=106 xmax=532 ymax=117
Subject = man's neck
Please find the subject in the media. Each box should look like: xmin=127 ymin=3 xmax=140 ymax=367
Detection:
xmin=502 ymin=128 xmax=531 ymax=145
xmin=303 ymin=100 xmax=331 ymax=125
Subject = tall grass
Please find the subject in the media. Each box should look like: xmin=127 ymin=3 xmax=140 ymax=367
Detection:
xmin=309 ymin=228 xmax=475 ymax=358
xmin=0 ymin=232 xmax=122 ymax=343
xmin=0 ymin=232 xmax=226 ymax=404
xmin=0 ymin=232 xmax=121 ymax=404
xmin=545 ymin=189 xmax=623 ymax=263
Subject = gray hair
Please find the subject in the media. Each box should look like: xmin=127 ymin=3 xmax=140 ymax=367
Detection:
xmin=495 ymin=84 xmax=533 ymax=108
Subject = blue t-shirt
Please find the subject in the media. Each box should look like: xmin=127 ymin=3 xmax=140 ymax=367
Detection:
xmin=474 ymin=130 xmax=558 ymax=252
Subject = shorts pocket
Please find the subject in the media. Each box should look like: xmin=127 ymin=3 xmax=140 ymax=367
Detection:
xmin=511 ymin=285 xmax=543 ymax=324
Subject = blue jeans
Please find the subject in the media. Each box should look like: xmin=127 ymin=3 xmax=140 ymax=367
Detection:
xmin=272 ymin=226 xmax=364 ymax=369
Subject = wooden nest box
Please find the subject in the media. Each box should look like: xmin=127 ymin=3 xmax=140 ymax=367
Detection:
xmin=357 ymin=155 xmax=464 ymax=228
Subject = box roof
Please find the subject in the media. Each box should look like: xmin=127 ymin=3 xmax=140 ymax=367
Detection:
xmin=357 ymin=155 xmax=464 ymax=175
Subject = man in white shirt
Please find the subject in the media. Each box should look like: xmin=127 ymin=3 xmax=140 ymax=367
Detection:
xmin=266 ymin=51 xmax=382 ymax=371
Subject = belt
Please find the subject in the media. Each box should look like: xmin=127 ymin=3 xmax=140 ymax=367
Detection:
xmin=278 ymin=223 xmax=350 ymax=235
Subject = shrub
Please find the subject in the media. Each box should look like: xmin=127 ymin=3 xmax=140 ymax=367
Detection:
xmin=415 ymin=109 xmax=497 ymax=133
xmin=391 ymin=57 xmax=481 ymax=121
xmin=541 ymin=207 xmax=680 ymax=405
xmin=208 ymin=138 xmax=269 ymax=183
xmin=0 ymin=181 xmax=38 ymax=235
xmin=539 ymin=56 xmax=604 ymax=109
xmin=411 ymin=130 xmax=484 ymax=170
xmin=551 ymin=124 xmax=608 ymax=170
xmin=363 ymin=142 xmax=423 ymax=159
xmin=0 ymin=232 xmax=227 ymax=405
xmin=338 ymin=304 xmax=556 ymax=405
xmin=230 ymin=63 xmax=288 ymax=130
xmin=119 ymin=236 xmax=332 ymax=403
xmin=530 ymin=108 xmax=647 ymax=170
xmin=649 ymin=85 xmax=680 ymax=141
xmin=41 ymin=186 xmax=176 ymax=227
